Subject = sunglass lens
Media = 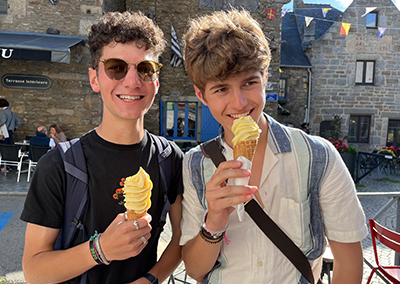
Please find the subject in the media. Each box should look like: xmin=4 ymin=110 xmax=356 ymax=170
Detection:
xmin=104 ymin=59 xmax=128 ymax=81
xmin=137 ymin=61 xmax=158 ymax=82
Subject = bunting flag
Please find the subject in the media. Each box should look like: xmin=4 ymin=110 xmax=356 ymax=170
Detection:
xmin=361 ymin=7 xmax=377 ymax=17
xmin=322 ymin=8 xmax=331 ymax=17
xmin=378 ymin=27 xmax=387 ymax=38
xmin=340 ymin=23 xmax=351 ymax=35
xmin=267 ymin=9 xmax=275 ymax=20
xmin=282 ymin=8 xmax=290 ymax=17
xmin=169 ymin=24 xmax=183 ymax=68
xmin=305 ymin=16 xmax=313 ymax=27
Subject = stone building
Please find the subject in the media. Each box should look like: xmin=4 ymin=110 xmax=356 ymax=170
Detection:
xmin=0 ymin=0 xmax=289 ymax=145
xmin=303 ymin=0 xmax=400 ymax=151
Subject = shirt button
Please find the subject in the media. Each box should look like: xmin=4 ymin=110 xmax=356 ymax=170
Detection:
xmin=258 ymin=260 xmax=263 ymax=267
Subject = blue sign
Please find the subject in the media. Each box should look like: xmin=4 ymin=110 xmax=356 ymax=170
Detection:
xmin=266 ymin=93 xmax=278 ymax=102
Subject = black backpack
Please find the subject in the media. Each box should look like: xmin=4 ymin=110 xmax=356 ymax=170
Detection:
xmin=54 ymin=134 xmax=173 ymax=254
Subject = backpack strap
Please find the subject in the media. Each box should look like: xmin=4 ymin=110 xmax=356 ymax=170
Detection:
xmin=150 ymin=134 xmax=172 ymax=225
xmin=55 ymin=139 xmax=89 ymax=251
xmin=201 ymin=138 xmax=319 ymax=284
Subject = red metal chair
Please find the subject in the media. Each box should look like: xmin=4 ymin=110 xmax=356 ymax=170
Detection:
xmin=367 ymin=218 xmax=400 ymax=284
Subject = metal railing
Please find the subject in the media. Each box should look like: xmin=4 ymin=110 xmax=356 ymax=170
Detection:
xmin=355 ymin=152 xmax=399 ymax=183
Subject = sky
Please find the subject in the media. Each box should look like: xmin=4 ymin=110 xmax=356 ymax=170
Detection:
xmin=282 ymin=0 xmax=400 ymax=12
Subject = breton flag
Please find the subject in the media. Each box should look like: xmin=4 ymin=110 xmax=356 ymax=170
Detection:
xmin=322 ymin=8 xmax=331 ymax=18
xmin=169 ymin=24 xmax=183 ymax=68
xmin=378 ymin=27 xmax=387 ymax=38
xmin=340 ymin=23 xmax=351 ymax=35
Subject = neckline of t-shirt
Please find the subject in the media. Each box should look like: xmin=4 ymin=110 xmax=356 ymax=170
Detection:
xmin=89 ymin=129 xmax=149 ymax=151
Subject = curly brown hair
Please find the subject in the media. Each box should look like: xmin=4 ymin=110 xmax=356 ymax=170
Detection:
xmin=88 ymin=11 xmax=166 ymax=69
xmin=184 ymin=9 xmax=271 ymax=94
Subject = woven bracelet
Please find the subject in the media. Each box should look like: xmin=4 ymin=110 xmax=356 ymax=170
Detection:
xmin=89 ymin=232 xmax=102 ymax=264
xmin=96 ymin=233 xmax=111 ymax=265
xmin=199 ymin=229 xmax=223 ymax=244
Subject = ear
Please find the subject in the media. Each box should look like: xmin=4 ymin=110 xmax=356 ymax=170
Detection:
xmin=262 ymin=69 xmax=269 ymax=89
xmin=194 ymin=85 xmax=207 ymax=106
xmin=89 ymin=68 xmax=100 ymax=93
xmin=155 ymin=79 xmax=160 ymax=95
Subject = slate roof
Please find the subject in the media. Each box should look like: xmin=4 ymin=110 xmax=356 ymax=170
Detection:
xmin=280 ymin=3 xmax=342 ymax=68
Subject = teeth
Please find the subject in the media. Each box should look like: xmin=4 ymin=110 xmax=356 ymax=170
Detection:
xmin=230 ymin=111 xmax=251 ymax=119
xmin=119 ymin=95 xmax=141 ymax=102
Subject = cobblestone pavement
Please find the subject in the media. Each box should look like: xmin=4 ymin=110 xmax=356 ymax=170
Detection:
xmin=1 ymin=166 xmax=400 ymax=284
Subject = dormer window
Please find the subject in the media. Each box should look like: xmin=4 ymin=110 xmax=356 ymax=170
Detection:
xmin=366 ymin=12 xmax=378 ymax=28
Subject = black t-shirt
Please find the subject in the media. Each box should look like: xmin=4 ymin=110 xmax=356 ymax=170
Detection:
xmin=20 ymin=130 xmax=183 ymax=284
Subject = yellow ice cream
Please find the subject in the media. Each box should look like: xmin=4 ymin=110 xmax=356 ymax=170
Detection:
xmin=231 ymin=116 xmax=261 ymax=146
xmin=123 ymin=167 xmax=152 ymax=214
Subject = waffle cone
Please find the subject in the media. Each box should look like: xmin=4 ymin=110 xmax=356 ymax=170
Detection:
xmin=233 ymin=139 xmax=258 ymax=162
xmin=126 ymin=209 xmax=147 ymax=221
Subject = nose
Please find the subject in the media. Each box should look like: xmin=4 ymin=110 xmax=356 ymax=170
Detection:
xmin=230 ymin=89 xmax=247 ymax=110
xmin=122 ymin=64 xmax=142 ymax=87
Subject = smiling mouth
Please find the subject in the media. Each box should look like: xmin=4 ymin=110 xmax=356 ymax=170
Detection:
xmin=229 ymin=110 xmax=252 ymax=119
xmin=118 ymin=95 xmax=143 ymax=102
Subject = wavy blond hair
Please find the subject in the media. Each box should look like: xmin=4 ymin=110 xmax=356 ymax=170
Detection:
xmin=184 ymin=9 xmax=271 ymax=94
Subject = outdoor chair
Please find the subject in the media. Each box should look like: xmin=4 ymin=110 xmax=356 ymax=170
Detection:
xmin=367 ymin=218 xmax=400 ymax=284
xmin=0 ymin=144 xmax=26 ymax=182
xmin=27 ymin=145 xmax=50 ymax=182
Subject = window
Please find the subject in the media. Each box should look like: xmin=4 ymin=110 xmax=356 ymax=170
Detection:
xmin=387 ymin=120 xmax=400 ymax=147
xmin=355 ymin=60 xmax=375 ymax=85
xmin=0 ymin=0 xmax=7 ymax=14
xmin=278 ymin=78 xmax=287 ymax=99
xmin=366 ymin=12 xmax=378 ymax=28
xmin=348 ymin=115 xmax=371 ymax=143
xmin=162 ymin=102 xmax=197 ymax=140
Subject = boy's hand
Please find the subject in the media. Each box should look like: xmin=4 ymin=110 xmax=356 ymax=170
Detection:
xmin=100 ymin=213 xmax=152 ymax=262
xmin=205 ymin=160 xmax=258 ymax=231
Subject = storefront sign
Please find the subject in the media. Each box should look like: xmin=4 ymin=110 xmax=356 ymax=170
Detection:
xmin=2 ymin=74 xmax=51 ymax=90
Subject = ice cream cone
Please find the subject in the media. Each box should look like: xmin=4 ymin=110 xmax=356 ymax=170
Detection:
xmin=126 ymin=209 xmax=147 ymax=221
xmin=233 ymin=138 xmax=258 ymax=161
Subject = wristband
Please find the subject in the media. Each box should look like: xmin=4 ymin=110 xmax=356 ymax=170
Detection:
xmin=89 ymin=232 xmax=102 ymax=264
xmin=199 ymin=228 xmax=223 ymax=244
xmin=201 ymin=211 xmax=229 ymax=239
xmin=96 ymin=233 xmax=111 ymax=265
xmin=144 ymin=273 xmax=159 ymax=284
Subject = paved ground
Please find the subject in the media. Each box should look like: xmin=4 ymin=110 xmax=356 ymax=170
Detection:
xmin=1 ymin=163 xmax=400 ymax=284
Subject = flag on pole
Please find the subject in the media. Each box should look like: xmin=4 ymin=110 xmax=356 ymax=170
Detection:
xmin=340 ymin=23 xmax=351 ymax=35
xmin=305 ymin=17 xmax=313 ymax=27
xmin=267 ymin=9 xmax=275 ymax=20
xmin=361 ymin=7 xmax=377 ymax=17
xmin=378 ymin=27 xmax=387 ymax=38
xmin=322 ymin=8 xmax=331 ymax=18
xmin=169 ymin=24 xmax=183 ymax=68
xmin=281 ymin=8 xmax=290 ymax=17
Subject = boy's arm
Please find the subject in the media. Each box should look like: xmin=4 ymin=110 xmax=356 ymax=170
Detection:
xmin=135 ymin=194 xmax=183 ymax=284
xmin=329 ymin=239 xmax=363 ymax=284
xmin=23 ymin=213 xmax=152 ymax=284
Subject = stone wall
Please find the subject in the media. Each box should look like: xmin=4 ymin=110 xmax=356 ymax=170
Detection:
xmin=307 ymin=0 xmax=400 ymax=151
xmin=0 ymin=0 xmax=102 ymax=141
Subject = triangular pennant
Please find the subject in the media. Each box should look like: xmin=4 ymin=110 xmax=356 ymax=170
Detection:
xmin=378 ymin=27 xmax=387 ymax=38
xmin=322 ymin=8 xmax=331 ymax=18
xmin=282 ymin=8 xmax=290 ymax=17
xmin=305 ymin=17 xmax=313 ymax=27
xmin=340 ymin=23 xmax=351 ymax=35
xmin=267 ymin=8 xmax=275 ymax=20
xmin=169 ymin=24 xmax=183 ymax=68
xmin=361 ymin=7 xmax=377 ymax=17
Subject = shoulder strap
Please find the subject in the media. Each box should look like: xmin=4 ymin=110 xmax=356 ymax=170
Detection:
xmin=201 ymin=139 xmax=318 ymax=284
xmin=55 ymin=139 xmax=89 ymax=251
xmin=150 ymin=134 xmax=172 ymax=225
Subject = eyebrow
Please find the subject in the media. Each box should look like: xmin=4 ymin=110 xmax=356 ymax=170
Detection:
xmin=208 ymin=75 xmax=261 ymax=92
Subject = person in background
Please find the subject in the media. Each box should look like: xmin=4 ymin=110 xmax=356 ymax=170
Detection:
xmin=0 ymin=98 xmax=21 ymax=144
xmin=29 ymin=126 xmax=56 ymax=148
xmin=20 ymin=11 xmax=183 ymax=284
xmin=179 ymin=9 xmax=367 ymax=284
xmin=49 ymin=124 xmax=67 ymax=145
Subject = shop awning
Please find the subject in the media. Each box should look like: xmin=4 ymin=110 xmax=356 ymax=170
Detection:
xmin=0 ymin=31 xmax=86 ymax=64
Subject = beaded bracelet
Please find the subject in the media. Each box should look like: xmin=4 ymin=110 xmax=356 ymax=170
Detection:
xmin=199 ymin=228 xmax=223 ymax=244
xmin=89 ymin=232 xmax=103 ymax=265
xmin=201 ymin=211 xmax=230 ymax=238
